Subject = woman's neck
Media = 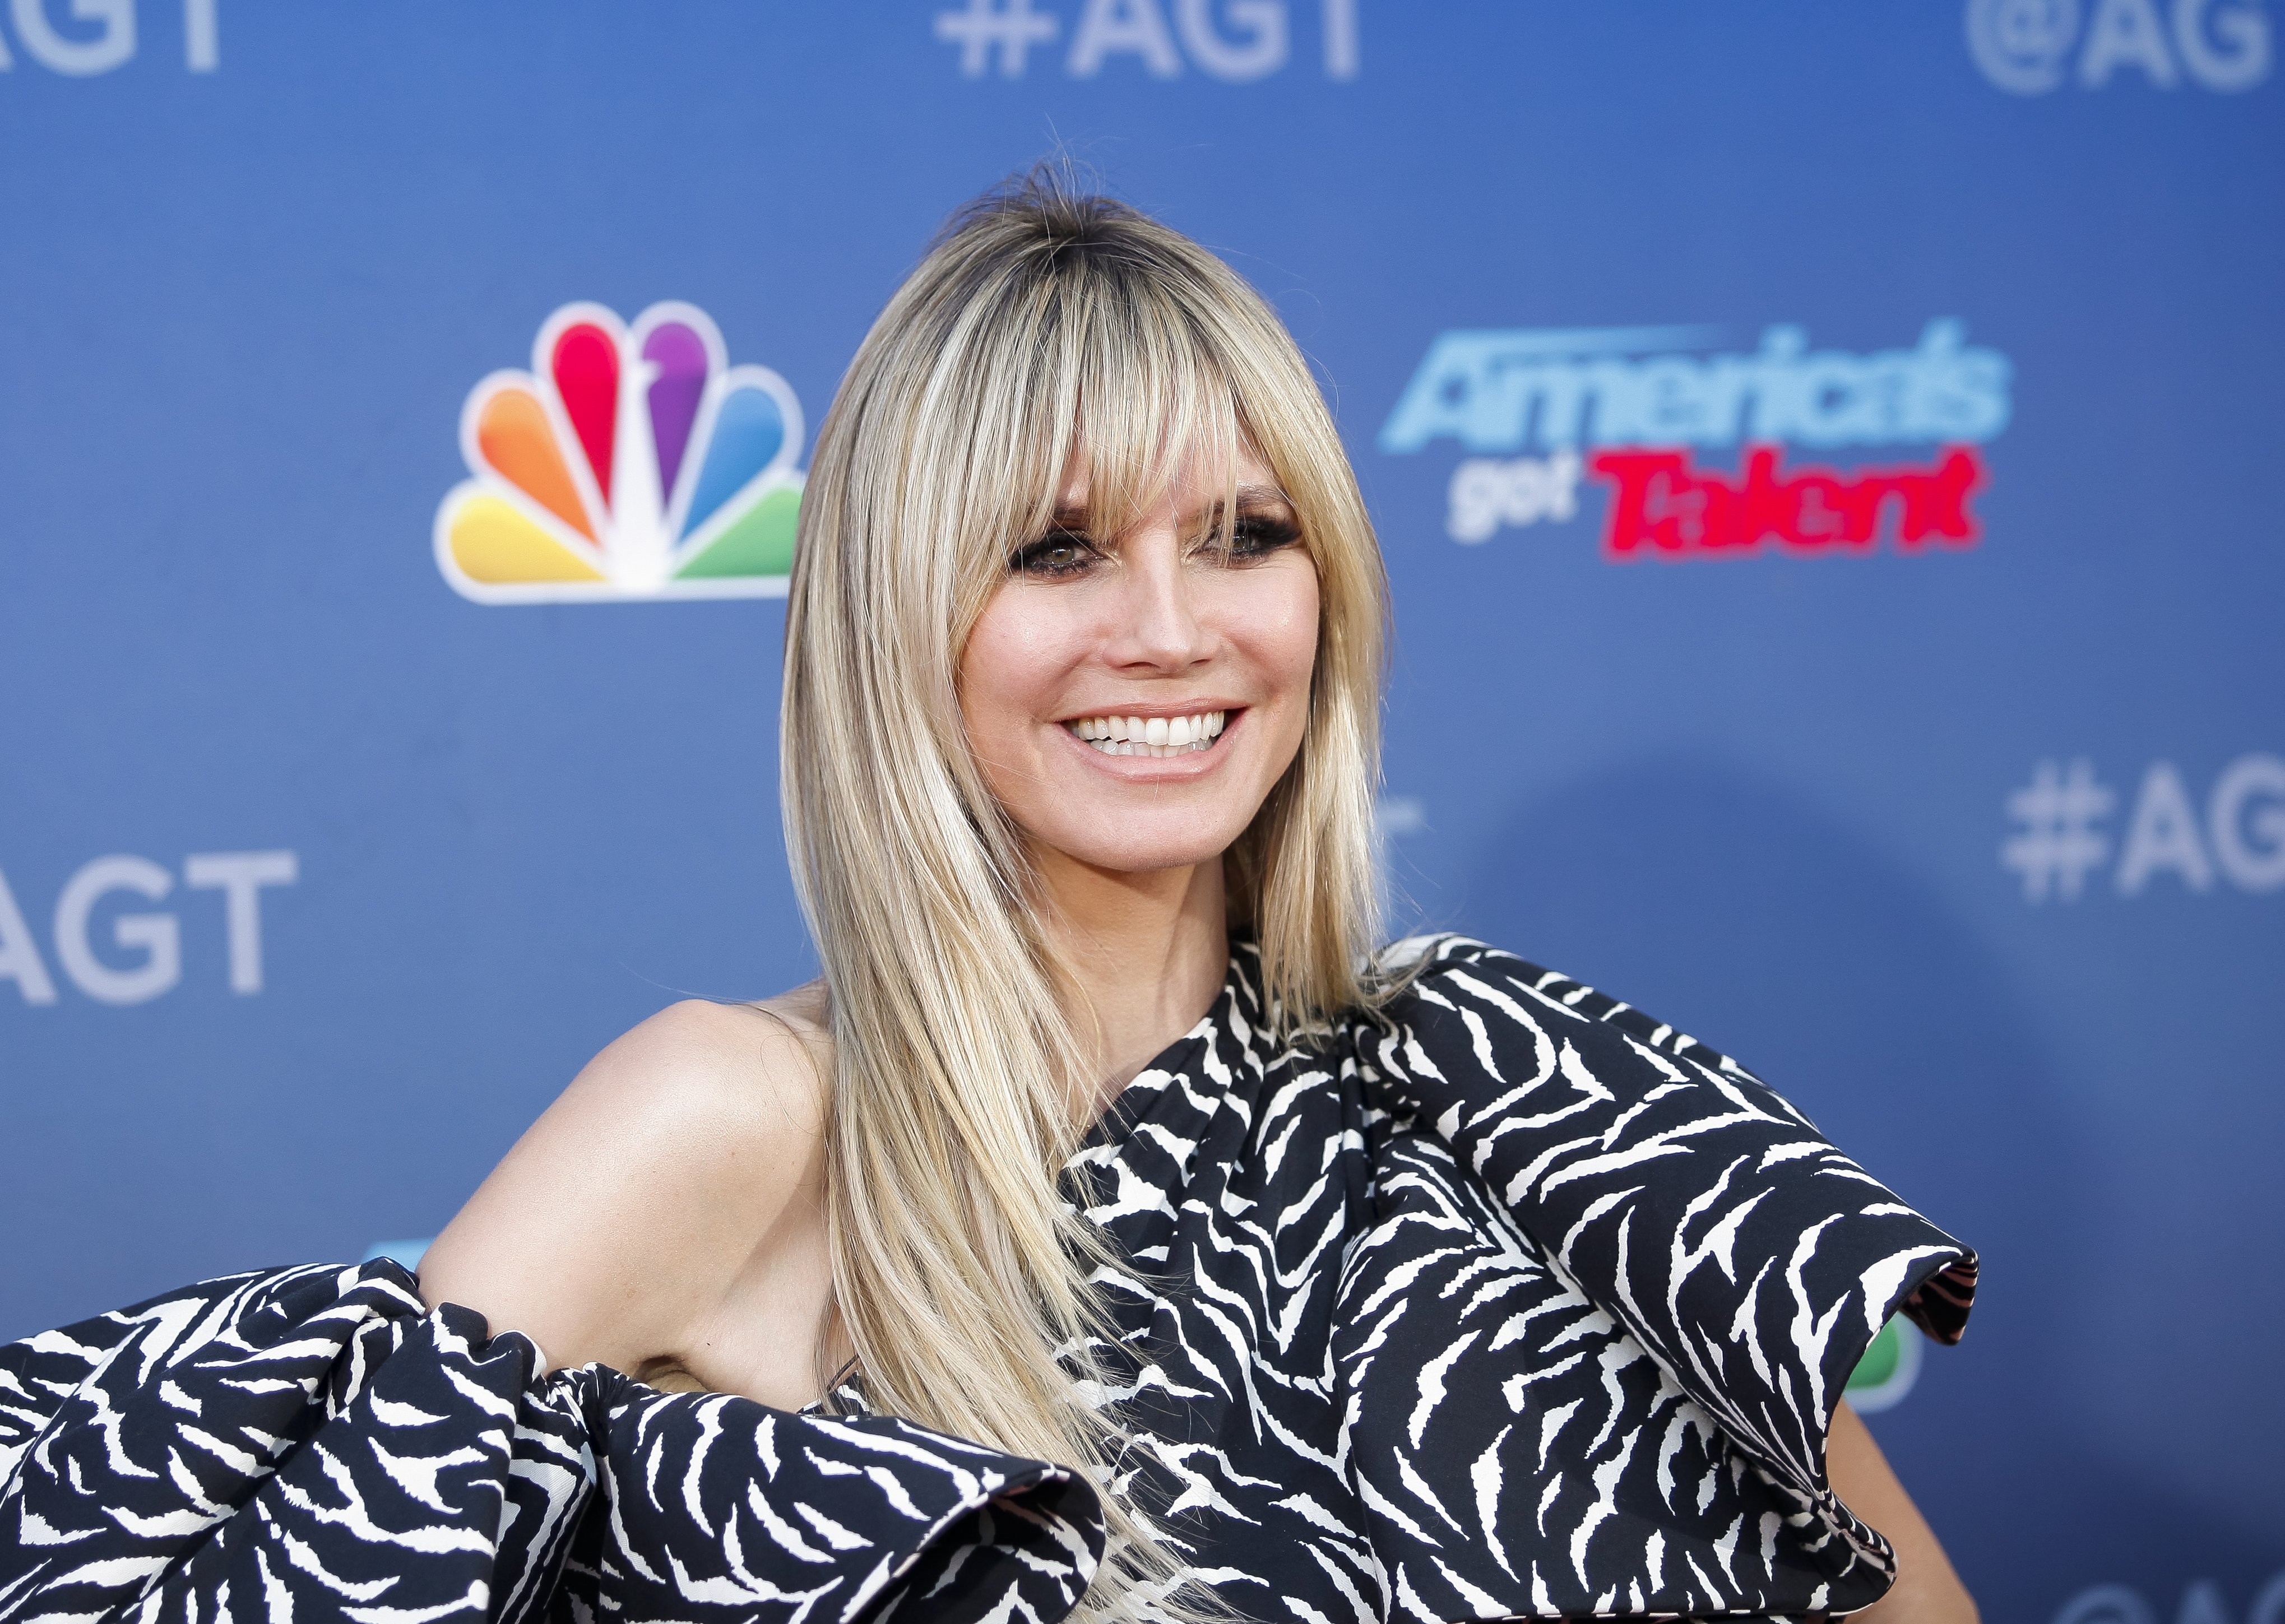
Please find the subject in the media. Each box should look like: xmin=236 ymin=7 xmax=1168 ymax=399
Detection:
xmin=1032 ymin=847 xmax=1230 ymax=1114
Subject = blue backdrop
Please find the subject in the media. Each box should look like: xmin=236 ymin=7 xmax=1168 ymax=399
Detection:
xmin=2 ymin=4 xmax=2279 ymax=1620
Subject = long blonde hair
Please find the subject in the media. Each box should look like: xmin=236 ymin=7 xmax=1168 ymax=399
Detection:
xmin=780 ymin=168 xmax=1390 ymax=1619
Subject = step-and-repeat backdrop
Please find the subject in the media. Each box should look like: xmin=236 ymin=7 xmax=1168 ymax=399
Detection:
xmin=2 ymin=3 xmax=2278 ymax=1617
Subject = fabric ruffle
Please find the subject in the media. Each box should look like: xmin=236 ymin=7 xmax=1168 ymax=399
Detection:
xmin=1355 ymin=934 xmax=1979 ymax=1612
xmin=0 ymin=1262 xmax=1104 ymax=1624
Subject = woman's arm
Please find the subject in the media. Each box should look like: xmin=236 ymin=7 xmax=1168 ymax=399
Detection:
xmin=1828 ymin=1399 xmax=1978 ymax=1624
xmin=415 ymin=991 xmax=837 ymax=1404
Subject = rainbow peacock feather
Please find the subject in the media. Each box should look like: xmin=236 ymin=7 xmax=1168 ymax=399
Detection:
xmin=434 ymin=301 xmax=802 ymax=603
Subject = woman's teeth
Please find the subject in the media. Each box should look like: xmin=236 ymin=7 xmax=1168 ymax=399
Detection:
xmin=1065 ymin=710 xmax=1229 ymax=757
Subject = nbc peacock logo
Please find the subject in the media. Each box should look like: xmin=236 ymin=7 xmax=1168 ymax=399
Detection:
xmin=434 ymin=301 xmax=804 ymax=604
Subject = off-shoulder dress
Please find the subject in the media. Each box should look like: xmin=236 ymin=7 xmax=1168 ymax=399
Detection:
xmin=0 ymin=935 xmax=1977 ymax=1623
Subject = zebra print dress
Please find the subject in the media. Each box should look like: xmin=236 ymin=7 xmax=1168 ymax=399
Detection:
xmin=0 ymin=934 xmax=1976 ymax=1623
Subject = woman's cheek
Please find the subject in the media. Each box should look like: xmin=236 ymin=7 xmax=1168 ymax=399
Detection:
xmin=962 ymin=597 xmax=1060 ymax=734
xmin=1258 ymin=564 xmax=1320 ymax=681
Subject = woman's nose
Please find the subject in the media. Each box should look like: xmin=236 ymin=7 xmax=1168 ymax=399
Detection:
xmin=1106 ymin=532 xmax=1211 ymax=672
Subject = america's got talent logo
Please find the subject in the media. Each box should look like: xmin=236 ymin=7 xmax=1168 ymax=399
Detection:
xmin=1380 ymin=319 xmax=2015 ymax=562
xmin=435 ymin=302 xmax=804 ymax=604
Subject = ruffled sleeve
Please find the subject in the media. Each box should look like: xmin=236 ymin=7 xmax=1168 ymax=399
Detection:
xmin=0 ymin=1261 xmax=1104 ymax=1624
xmin=1366 ymin=935 xmax=1978 ymax=1511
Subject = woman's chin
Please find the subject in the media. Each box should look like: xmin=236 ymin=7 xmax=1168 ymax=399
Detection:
xmin=1032 ymin=822 xmax=1250 ymax=880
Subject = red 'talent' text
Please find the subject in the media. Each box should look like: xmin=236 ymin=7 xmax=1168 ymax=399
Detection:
xmin=1586 ymin=443 xmax=1987 ymax=560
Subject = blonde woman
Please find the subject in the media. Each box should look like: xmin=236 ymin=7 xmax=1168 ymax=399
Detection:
xmin=0 ymin=175 xmax=1980 ymax=1624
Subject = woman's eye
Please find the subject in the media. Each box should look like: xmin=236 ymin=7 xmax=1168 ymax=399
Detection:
xmin=1011 ymin=532 xmax=1098 ymax=578
xmin=1226 ymin=514 xmax=1302 ymax=560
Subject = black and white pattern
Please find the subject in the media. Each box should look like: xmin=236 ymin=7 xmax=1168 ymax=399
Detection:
xmin=0 ymin=934 xmax=1975 ymax=1623
xmin=1056 ymin=934 xmax=1976 ymax=1622
xmin=0 ymin=1265 xmax=1101 ymax=1623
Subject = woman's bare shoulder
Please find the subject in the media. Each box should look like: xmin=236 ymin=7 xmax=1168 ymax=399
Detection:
xmin=504 ymin=984 xmax=833 ymax=1197
xmin=587 ymin=984 xmax=832 ymax=1132
xmin=416 ymin=983 xmax=836 ymax=1376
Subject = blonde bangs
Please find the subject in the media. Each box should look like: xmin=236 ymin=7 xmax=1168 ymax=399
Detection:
xmin=908 ymin=243 xmax=1255 ymax=651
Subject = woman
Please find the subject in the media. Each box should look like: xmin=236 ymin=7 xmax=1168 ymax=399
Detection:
xmin=0 ymin=174 xmax=1978 ymax=1624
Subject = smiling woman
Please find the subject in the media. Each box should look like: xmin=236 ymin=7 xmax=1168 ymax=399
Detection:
xmin=960 ymin=450 xmax=1322 ymax=1026
xmin=0 ymin=169 xmax=1979 ymax=1624
xmin=970 ymin=460 xmax=1316 ymax=846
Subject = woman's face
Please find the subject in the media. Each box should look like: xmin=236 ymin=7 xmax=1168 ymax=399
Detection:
xmin=959 ymin=441 xmax=1320 ymax=880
